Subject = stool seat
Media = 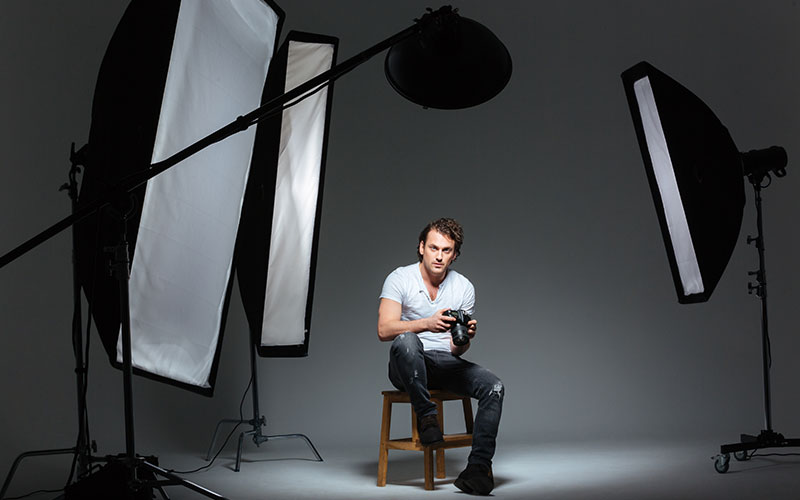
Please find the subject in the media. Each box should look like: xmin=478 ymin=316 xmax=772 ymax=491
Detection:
xmin=377 ymin=389 xmax=473 ymax=490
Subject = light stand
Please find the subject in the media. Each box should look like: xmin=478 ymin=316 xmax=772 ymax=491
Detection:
xmin=205 ymin=338 xmax=322 ymax=471
xmin=713 ymin=152 xmax=800 ymax=473
xmin=58 ymin=201 xmax=227 ymax=500
xmin=1 ymin=144 xmax=93 ymax=499
xmin=100 ymin=205 xmax=227 ymax=498
xmin=3 ymin=152 xmax=228 ymax=500
xmin=621 ymin=62 xmax=800 ymax=475
xmin=65 ymin=143 xmax=93 ymax=483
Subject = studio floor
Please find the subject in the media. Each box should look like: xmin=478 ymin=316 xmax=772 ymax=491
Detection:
xmin=4 ymin=438 xmax=800 ymax=500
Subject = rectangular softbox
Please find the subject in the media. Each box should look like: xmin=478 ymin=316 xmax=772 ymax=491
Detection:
xmin=76 ymin=0 xmax=285 ymax=395
xmin=621 ymin=62 xmax=745 ymax=304
xmin=236 ymin=31 xmax=338 ymax=357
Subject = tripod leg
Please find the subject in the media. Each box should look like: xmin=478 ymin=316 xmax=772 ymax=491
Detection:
xmin=1 ymin=448 xmax=76 ymax=499
xmin=142 ymin=461 xmax=229 ymax=500
xmin=205 ymin=418 xmax=245 ymax=461
xmin=265 ymin=434 xmax=323 ymax=462
xmin=296 ymin=434 xmax=323 ymax=462
xmin=235 ymin=431 xmax=246 ymax=472
xmin=153 ymin=481 xmax=172 ymax=500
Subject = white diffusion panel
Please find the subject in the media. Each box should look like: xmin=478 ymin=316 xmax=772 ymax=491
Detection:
xmin=261 ymin=40 xmax=335 ymax=347
xmin=121 ymin=0 xmax=280 ymax=388
xmin=633 ymin=76 xmax=704 ymax=296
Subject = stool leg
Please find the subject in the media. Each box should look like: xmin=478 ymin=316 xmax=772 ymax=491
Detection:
xmin=435 ymin=399 xmax=446 ymax=479
xmin=424 ymin=447 xmax=434 ymax=490
xmin=436 ymin=449 xmax=446 ymax=479
xmin=410 ymin=407 xmax=419 ymax=443
xmin=377 ymin=396 xmax=391 ymax=487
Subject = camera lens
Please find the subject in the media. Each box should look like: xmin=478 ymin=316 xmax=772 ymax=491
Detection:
xmin=451 ymin=323 xmax=470 ymax=346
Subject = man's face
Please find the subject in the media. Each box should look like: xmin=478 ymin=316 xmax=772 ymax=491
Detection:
xmin=419 ymin=230 xmax=456 ymax=279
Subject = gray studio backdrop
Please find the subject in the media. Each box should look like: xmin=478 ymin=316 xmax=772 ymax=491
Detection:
xmin=1 ymin=0 xmax=798 ymax=483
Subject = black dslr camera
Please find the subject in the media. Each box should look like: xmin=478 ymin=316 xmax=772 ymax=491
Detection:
xmin=444 ymin=309 xmax=472 ymax=346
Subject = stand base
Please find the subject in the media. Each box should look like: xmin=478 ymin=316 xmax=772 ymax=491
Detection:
xmin=62 ymin=454 xmax=229 ymax=500
xmin=1 ymin=447 xmax=77 ymax=499
xmin=65 ymin=457 xmax=158 ymax=500
xmin=714 ymin=430 xmax=800 ymax=473
xmin=206 ymin=417 xmax=323 ymax=472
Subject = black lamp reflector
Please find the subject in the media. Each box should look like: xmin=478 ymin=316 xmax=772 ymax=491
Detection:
xmin=622 ymin=61 xmax=745 ymax=304
xmin=237 ymin=32 xmax=338 ymax=357
xmin=77 ymin=0 xmax=284 ymax=394
xmin=384 ymin=7 xmax=512 ymax=110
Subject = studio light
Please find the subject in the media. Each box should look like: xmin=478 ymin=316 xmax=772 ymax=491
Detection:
xmin=237 ymin=31 xmax=338 ymax=357
xmin=385 ymin=6 xmax=512 ymax=109
xmin=621 ymin=61 xmax=745 ymax=304
xmin=76 ymin=0 xmax=283 ymax=394
xmin=621 ymin=61 xmax=797 ymax=473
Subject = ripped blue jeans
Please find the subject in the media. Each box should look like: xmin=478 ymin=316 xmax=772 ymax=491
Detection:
xmin=388 ymin=333 xmax=504 ymax=467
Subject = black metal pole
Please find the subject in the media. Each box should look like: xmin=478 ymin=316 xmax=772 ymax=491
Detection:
xmin=67 ymin=144 xmax=91 ymax=478
xmin=0 ymin=20 xmax=421 ymax=271
xmin=109 ymin=213 xmax=136 ymax=466
xmin=752 ymin=183 xmax=773 ymax=432
xmin=250 ymin=338 xmax=262 ymax=427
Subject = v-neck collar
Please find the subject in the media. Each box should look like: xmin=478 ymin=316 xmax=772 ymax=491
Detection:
xmin=416 ymin=262 xmax=448 ymax=303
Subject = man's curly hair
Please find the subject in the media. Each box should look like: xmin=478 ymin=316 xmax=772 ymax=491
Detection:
xmin=417 ymin=217 xmax=464 ymax=263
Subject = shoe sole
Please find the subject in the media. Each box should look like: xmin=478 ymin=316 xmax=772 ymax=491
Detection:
xmin=454 ymin=475 xmax=493 ymax=495
xmin=454 ymin=477 xmax=475 ymax=494
xmin=419 ymin=438 xmax=444 ymax=447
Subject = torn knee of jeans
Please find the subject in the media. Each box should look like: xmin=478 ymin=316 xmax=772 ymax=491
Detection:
xmin=490 ymin=382 xmax=504 ymax=399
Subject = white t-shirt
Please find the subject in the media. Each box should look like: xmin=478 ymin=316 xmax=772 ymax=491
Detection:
xmin=380 ymin=263 xmax=475 ymax=352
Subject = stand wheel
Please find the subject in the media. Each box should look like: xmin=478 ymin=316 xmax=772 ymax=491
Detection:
xmin=734 ymin=450 xmax=750 ymax=461
xmin=714 ymin=453 xmax=730 ymax=473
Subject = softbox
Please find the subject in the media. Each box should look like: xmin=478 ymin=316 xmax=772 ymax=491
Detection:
xmin=621 ymin=61 xmax=745 ymax=303
xmin=76 ymin=0 xmax=285 ymax=394
xmin=236 ymin=31 xmax=338 ymax=357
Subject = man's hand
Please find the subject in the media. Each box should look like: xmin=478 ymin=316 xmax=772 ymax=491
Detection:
xmin=467 ymin=319 xmax=478 ymax=339
xmin=427 ymin=308 xmax=456 ymax=333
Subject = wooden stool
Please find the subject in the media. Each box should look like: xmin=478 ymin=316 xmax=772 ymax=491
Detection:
xmin=377 ymin=389 xmax=473 ymax=490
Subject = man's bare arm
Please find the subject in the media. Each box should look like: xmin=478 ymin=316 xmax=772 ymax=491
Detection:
xmin=377 ymin=298 xmax=453 ymax=342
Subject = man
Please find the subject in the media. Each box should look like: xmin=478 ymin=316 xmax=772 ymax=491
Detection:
xmin=377 ymin=217 xmax=504 ymax=496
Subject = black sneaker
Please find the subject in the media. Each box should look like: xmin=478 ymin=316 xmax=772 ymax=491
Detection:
xmin=417 ymin=414 xmax=444 ymax=446
xmin=454 ymin=463 xmax=494 ymax=495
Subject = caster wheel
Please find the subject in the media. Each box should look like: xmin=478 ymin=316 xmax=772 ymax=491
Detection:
xmin=714 ymin=453 xmax=730 ymax=473
xmin=734 ymin=450 xmax=749 ymax=461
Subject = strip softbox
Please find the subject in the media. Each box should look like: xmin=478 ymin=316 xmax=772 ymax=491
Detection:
xmin=236 ymin=32 xmax=338 ymax=357
xmin=76 ymin=0 xmax=284 ymax=394
xmin=621 ymin=61 xmax=745 ymax=303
